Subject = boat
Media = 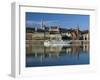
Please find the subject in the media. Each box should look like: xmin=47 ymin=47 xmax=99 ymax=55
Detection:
xmin=44 ymin=40 xmax=71 ymax=46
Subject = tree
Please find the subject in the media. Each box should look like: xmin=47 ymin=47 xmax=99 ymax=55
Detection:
xmin=62 ymin=35 xmax=72 ymax=40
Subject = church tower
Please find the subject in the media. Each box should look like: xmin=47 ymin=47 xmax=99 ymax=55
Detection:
xmin=41 ymin=19 xmax=45 ymax=30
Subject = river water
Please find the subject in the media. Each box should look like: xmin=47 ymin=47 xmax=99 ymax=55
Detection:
xmin=26 ymin=41 xmax=89 ymax=67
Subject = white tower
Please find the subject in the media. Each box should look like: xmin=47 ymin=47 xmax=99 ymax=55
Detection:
xmin=41 ymin=19 xmax=44 ymax=29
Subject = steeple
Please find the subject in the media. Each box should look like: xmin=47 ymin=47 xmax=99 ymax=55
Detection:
xmin=41 ymin=18 xmax=44 ymax=29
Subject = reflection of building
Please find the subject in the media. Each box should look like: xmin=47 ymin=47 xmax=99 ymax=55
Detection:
xmin=26 ymin=43 xmax=89 ymax=58
xmin=82 ymin=42 xmax=89 ymax=52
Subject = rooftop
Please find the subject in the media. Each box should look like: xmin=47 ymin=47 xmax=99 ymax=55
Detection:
xmin=26 ymin=27 xmax=89 ymax=34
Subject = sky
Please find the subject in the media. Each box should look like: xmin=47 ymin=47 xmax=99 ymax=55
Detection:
xmin=26 ymin=12 xmax=89 ymax=30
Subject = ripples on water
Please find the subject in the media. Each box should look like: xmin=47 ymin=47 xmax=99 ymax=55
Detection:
xmin=26 ymin=41 xmax=89 ymax=67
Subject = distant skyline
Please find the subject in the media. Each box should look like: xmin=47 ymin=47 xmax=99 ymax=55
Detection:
xmin=26 ymin=12 xmax=89 ymax=30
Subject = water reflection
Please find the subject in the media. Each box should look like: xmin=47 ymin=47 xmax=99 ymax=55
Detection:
xmin=26 ymin=41 xmax=89 ymax=67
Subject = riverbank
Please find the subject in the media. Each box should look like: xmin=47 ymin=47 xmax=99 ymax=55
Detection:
xmin=26 ymin=40 xmax=89 ymax=45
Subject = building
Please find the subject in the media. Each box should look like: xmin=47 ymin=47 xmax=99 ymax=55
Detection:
xmin=49 ymin=26 xmax=62 ymax=40
xmin=26 ymin=27 xmax=35 ymax=40
xmin=26 ymin=26 xmax=89 ymax=41
xmin=81 ymin=30 xmax=89 ymax=40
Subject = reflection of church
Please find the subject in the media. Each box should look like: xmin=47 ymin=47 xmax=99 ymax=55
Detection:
xmin=26 ymin=43 xmax=89 ymax=58
xmin=26 ymin=20 xmax=90 ymax=61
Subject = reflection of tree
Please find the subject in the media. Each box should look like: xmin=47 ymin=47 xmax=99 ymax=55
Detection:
xmin=45 ymin=46 xmax=62 ymax=53
xmin=82 ymin=43 xmax=89 ymax=53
